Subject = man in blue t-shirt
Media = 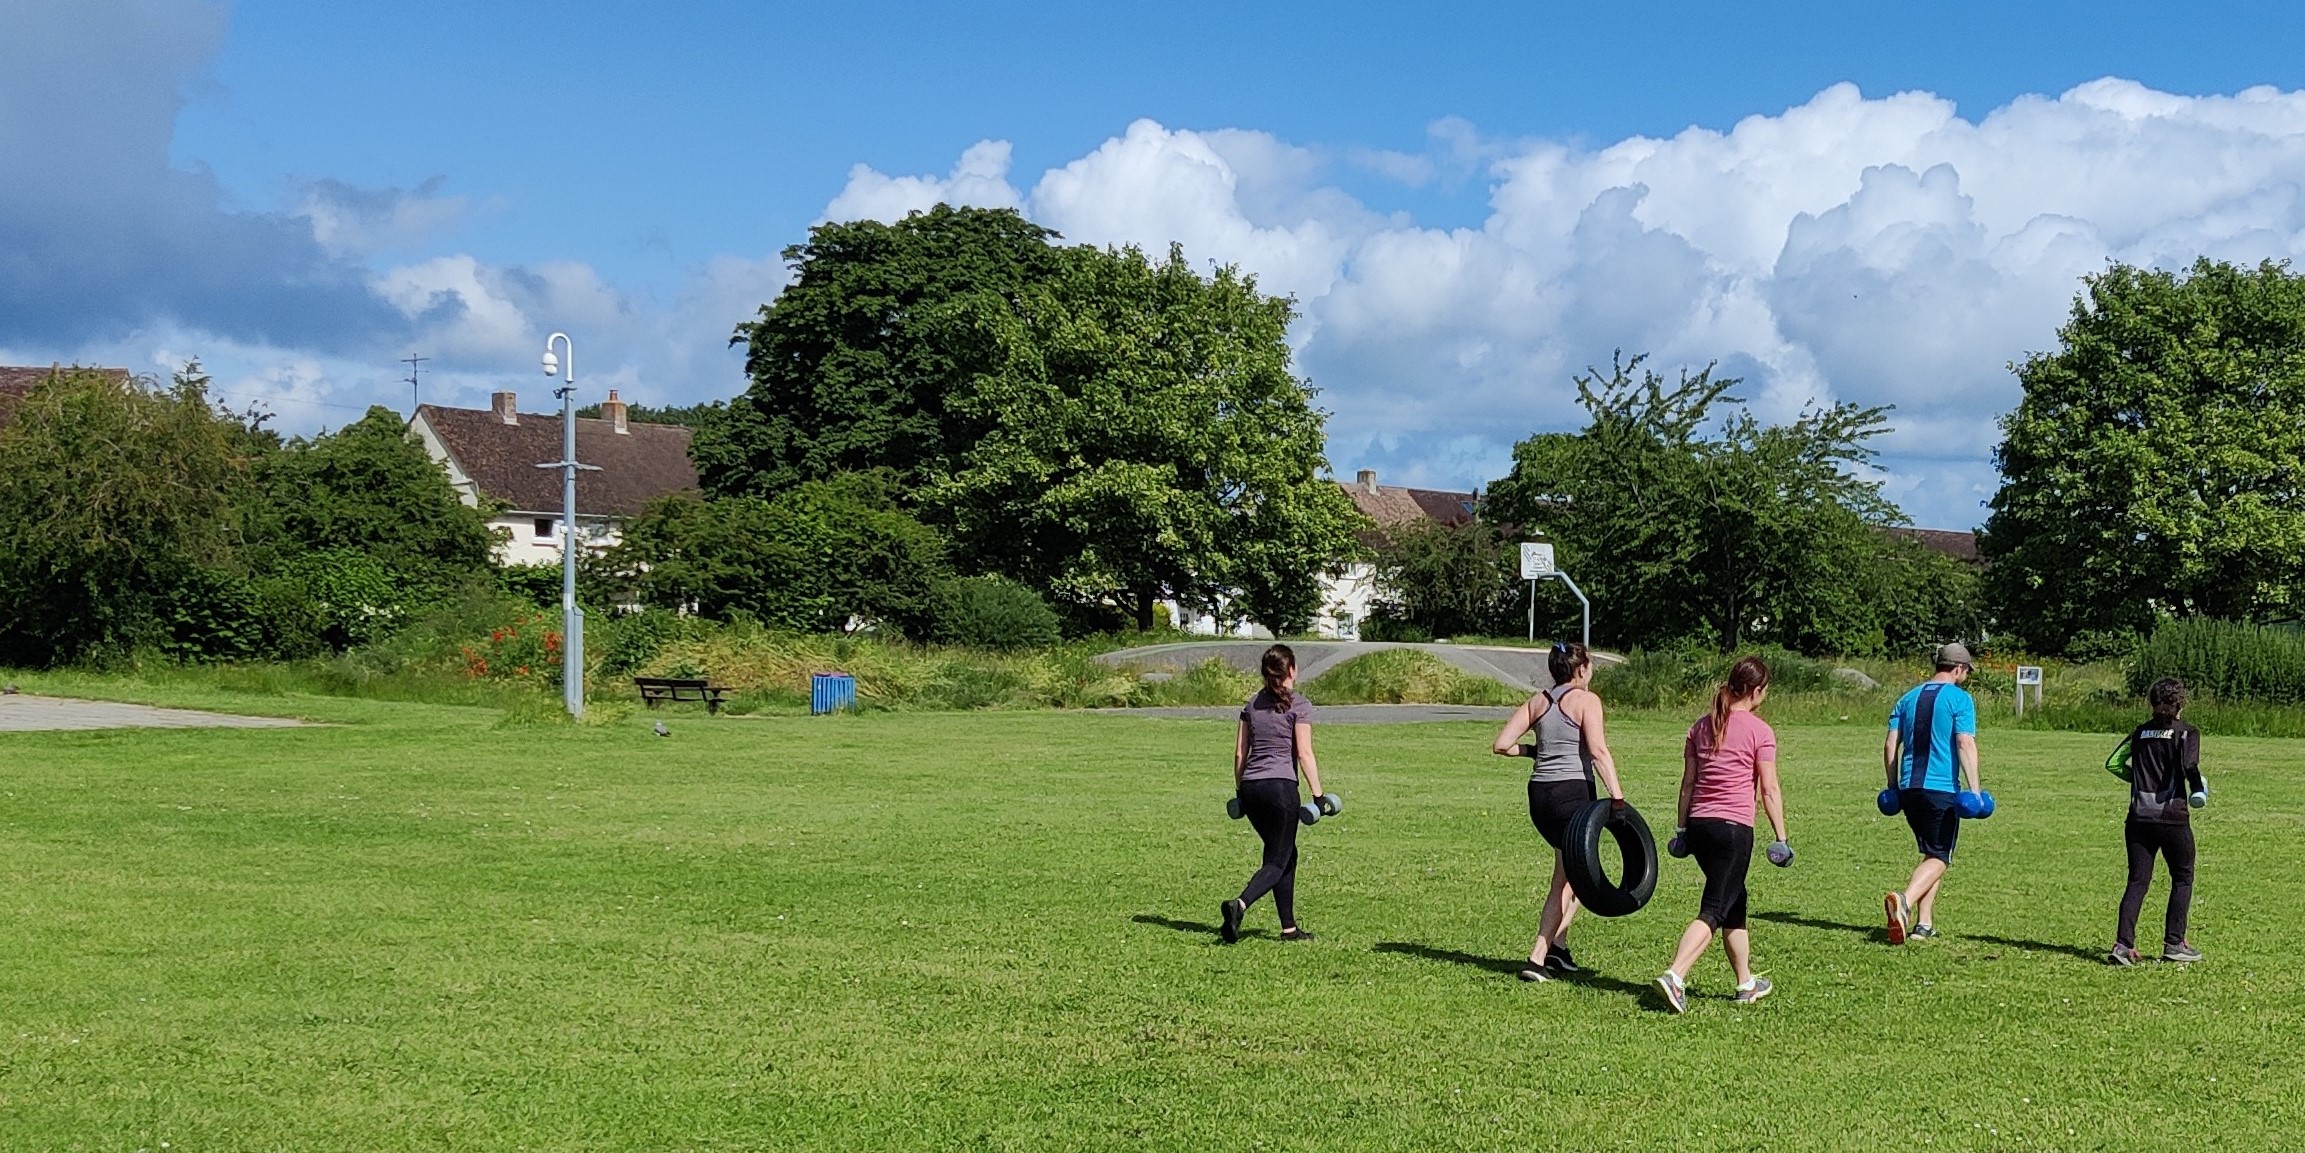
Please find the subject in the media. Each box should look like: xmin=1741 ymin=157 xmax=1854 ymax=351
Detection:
xmin=1881 ymin=642 xmax=1985 ymax=944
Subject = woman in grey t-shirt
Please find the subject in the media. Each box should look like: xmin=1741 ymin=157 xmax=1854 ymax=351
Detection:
xmin=1220 ymin=644 xmax=1329 ymax=944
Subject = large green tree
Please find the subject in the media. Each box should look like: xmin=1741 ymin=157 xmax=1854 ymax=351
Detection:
xmin=246 ymin=406 xmax=496 ymax=583
xmin=603 ymin=474 xmax=949 ymax=635
xmin=1367 ymin=518 xmax=1532 ymax=639
xmin=702 ymin=206 xmax=1363 ymax=632
xmin=696 ymin=205 xmax=1065 ymax=498
xmin=1486 ymin=353 xmax=1963 ymax=655
xmin=1983 ymin=258 xmax=2305 ymax=653
xmin=0 ymin=366 xmax=247 ymax=663
xmin=930 ymin=243 xmax=1362 ymax=631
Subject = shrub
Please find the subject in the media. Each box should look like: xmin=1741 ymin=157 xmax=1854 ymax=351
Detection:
xmin=1592 ymin=645 xmax=1841 ymax=710
xmin=1302 ymin=650 xmax=1524 ymax=706
xmin=2066 ymin=627 xmax=2145 ymax=665
xmin=591 ymin=607 xmax=710 ymax=677
xmin=1360 ymin=612 xmax=1432 ymax=643
xmin=2129 ymin=618 xmax=2305 ymax=704
xmin=929 ymin=576 xmax=1063 ymax=650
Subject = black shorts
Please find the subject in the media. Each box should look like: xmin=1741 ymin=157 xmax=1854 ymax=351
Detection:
xmin=1901 ymin=789 xmax=1961 ymax=863
xmin=1528 ymin=777 xmax=1595 ymax=851
xmin=1686 ymin=818 xmax=1753 ymax=930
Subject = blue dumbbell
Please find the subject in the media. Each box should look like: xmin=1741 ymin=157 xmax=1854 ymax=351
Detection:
xmin=1877 ymin=788 xmax=1901 ymax=816
xmin=1298 ymin=800 xmax=1321 ymax=826
xmin=1225 ymin=796 xmax=1243 ymax=820
xmin=1956 ymin=790 xmax=1997 ymax=819
xmin=1316 ymin=793 xmax=1343 ymax=817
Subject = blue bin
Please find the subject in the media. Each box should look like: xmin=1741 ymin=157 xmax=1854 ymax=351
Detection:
xmin=811 ymin=672 xmax=857 ymax=715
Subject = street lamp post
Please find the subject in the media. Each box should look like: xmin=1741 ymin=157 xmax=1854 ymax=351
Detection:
xmin=539 ymin=332 xmax=599 ymax=717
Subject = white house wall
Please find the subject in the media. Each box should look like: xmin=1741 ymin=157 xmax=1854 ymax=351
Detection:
xmin=493 ymin=513 xmax=623 ymax=569
xmin=1162 ymin=563 xmax=1379 ymax=640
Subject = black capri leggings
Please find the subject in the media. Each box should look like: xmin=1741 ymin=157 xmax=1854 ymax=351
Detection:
xmin=1685 ymin=818 xmax=1753 ymax=931
xmin=1236 ymin=778 xmax=1301 ymax=929
xmin=2117 ymin=819 xmax=2196 ymax=950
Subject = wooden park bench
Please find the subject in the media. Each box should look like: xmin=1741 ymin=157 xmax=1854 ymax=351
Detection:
xmin=633 ymin=676 xmax=730 ymax=715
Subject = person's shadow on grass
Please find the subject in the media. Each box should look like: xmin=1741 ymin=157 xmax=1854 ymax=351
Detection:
xmin=1959 ymin=933 xmax=2105 ymax=963
xmin=1133 ymin=912 xmax=1289 ymax=943
xmin=1752 ymin=912 xmax=2104 ymax=962
xmin=1371 ymin=941 xmax=1653 ymax=1000
xmin=1753 ymin=910 xmax=1886 ymax=942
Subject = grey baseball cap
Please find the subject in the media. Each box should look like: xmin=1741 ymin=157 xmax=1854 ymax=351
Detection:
xmin=1934 ymin=642 xmax=1975 ymax=668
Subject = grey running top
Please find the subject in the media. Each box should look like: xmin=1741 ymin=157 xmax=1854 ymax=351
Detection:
xmin=1527 ymin=684 xmax=1595 ymax=784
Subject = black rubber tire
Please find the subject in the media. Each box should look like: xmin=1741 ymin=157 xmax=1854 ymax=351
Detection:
xmin=1561 ymin=799 xmax=1658 ymax=917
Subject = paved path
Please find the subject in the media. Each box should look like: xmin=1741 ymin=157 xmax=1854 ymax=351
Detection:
xmin=1094 ymin=704 xmax=1518 ymax=725
xmin=1096 ymin=640 xmax=1617 ymax=693
xmin=0 ymin=695 xmax=304 ymax=732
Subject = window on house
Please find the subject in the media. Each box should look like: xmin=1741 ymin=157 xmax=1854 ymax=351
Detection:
xmin=533 ymin=517 xmax=555 ymax=539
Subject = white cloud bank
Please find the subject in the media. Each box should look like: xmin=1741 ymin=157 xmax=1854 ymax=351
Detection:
xmin=830 ymin=80 xmax=2305 ymax=528
xmin=12 ymin=0 xmax=2305 ymax=530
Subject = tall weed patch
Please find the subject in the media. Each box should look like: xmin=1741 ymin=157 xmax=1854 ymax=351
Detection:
xmin=2130 ymin=618 xmax=2305 ymax=704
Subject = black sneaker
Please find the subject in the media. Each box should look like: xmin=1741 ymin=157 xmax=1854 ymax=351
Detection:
xmin=1517 ymin=965 xmax=1551 ymax=982
xmin=1279 ymin=927 xmax=1316 ymax=942
xmin=1219 ymin=898 xmax=1243 ymax=944
xmin=1544 ymin=944 xmax=1580 ymax=974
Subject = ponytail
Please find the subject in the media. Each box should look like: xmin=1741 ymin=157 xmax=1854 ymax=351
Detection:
xmin=1705 ymin=655 xmax=1771 ymax=750
xmin=1259 ymin=643 xmax=1298 ymax=707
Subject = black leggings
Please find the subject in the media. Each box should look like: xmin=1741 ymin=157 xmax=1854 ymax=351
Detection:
xmin=2117 ymin=819 xmax=2196 ymax=949
xmin=1237 ymin=778 xmax=1300 ymax=929
xmin=1686 ymin=818 xmax=1753 ymax=931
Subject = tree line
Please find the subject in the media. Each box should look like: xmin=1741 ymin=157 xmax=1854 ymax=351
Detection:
xmin=0 ymin=366 xmax=497 ymax=665
xmin=2 ymin=208 xmax=2295 ymax=667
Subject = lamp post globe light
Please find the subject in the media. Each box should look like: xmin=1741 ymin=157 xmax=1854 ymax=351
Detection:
xmin=538 ymin=332 xmax=598 ymax=717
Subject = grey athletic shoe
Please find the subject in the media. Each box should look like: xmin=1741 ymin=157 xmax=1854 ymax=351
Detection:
xmin=2163 ymin=940 xmax=2204 ymax=963
xmin=2108 ymin=943 xmax=2143 ymax=966
xmin=1733 ymin=977 xmax=1773 ymax=1004
xmin=1909 ymin=924 xmax=1939 ymax=940
xmin=1655 ymin=971 xmax=1689 ymax=1014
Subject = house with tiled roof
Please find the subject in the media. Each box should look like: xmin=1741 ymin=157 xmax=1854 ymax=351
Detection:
xmin=1169 ymin=468 xmax=1482 ymax=640
xmin=410 ymin=389 xmax=699 ymax=566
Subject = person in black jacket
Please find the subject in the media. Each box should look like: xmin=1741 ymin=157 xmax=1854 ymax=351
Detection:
xmin=2110 ymin=677 xmax=2208 ymax=965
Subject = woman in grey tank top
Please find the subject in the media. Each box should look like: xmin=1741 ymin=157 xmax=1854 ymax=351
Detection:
xmin=1491 ymin=642 xmax=1626 ymax=982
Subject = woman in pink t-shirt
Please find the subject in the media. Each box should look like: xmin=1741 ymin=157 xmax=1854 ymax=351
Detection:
xmin=1654 ymin=655 xmax=1791 ymax=1014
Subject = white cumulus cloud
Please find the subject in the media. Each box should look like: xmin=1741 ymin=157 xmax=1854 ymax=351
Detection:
xmin=828 ymin=80 xmax=2305 ymax=528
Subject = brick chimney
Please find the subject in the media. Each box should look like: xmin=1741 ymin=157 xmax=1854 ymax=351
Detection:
xmin=491 ymin=390 xmax=518 ymax=425
xmin=602 ymin=389 xmax=629 ymax=434
xmin=1356 ymin=468 xmax=1378 ymax=494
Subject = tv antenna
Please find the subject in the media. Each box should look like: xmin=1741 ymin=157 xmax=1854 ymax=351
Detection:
xmin=403 ymin=353 xmax=430 ymax=413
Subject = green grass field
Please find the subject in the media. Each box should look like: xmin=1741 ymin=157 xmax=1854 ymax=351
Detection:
xmin=2 ymin=688 xmax=2300 ymax=1149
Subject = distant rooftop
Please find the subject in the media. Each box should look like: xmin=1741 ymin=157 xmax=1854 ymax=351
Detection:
xmin=1337 ymin=469 xmax=1479 ymax=527
xmin=413 ymin=390 xmax=698 ymax=516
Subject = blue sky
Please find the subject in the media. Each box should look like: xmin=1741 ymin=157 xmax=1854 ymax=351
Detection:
xmin=12 ymin=0 xmax=2305 ymax=529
